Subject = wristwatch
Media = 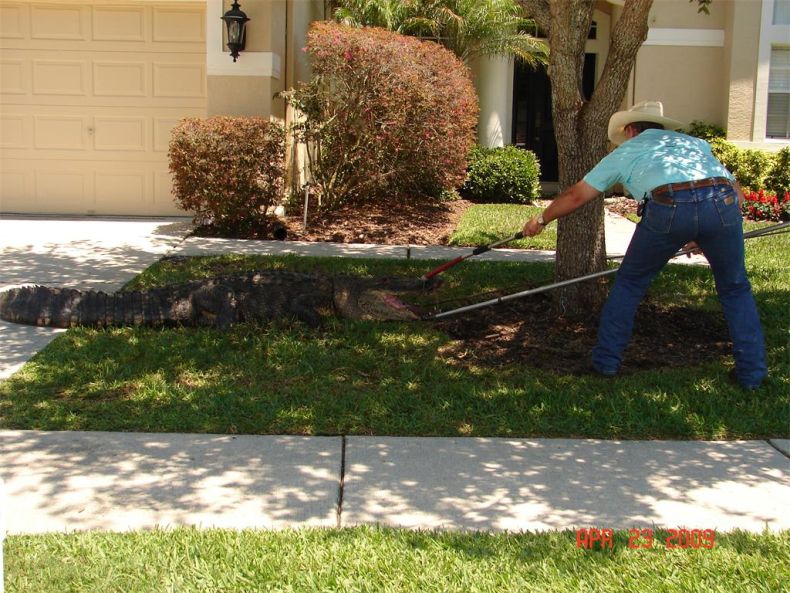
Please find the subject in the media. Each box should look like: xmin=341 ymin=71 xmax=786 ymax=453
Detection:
xmin=537 ymin=213 xmax=548 ymax=227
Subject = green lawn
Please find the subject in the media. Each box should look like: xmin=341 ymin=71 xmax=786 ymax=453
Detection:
xmin=448 ymin=203 xmax=556 ymax=250
xmin=0 ymin=223 xmax=787 ymax=439
xmin=5 ymin=527 xmax=788 ymax=593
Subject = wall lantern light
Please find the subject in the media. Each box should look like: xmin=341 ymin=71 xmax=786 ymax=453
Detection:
xmin=221 ymin=0 xmax=249 ymax=62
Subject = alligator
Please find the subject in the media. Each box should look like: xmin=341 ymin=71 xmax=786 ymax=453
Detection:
xmin=0 ymin=270 xmax=438 ymax=329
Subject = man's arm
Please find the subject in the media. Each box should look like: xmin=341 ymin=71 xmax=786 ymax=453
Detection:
xmin=522 ymin=180 xmax=601 ymax=236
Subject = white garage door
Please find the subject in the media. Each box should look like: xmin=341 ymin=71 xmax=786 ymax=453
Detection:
xmin=0 ymin=1 xmax=207 ymax=215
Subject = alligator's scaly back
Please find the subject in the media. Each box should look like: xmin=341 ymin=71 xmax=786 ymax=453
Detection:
xmin=0 ymin=284 xmax=212 ymax=328
xmin=0 ymin=286 xmax=86 ymax=327
xmin=0 ymin=270 xmax=430 ymax=329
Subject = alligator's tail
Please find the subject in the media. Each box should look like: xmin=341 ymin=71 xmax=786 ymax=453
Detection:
xmin=0 ymin=285 xmax=148 ymax=328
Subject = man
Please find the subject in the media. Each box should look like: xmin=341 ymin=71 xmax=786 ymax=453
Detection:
xmin=522 ymin=101 xmax=767 ymax=390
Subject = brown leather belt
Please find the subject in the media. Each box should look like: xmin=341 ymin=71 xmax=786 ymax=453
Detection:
xmin=650 ymin=177 xmax=733 ymax=205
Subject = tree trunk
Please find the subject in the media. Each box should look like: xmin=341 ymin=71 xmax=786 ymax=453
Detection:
xmin=553 ymin=126 xmax=609 ymax=315
xmin=547 ymin=0 xmax=608 ymax=314
xmin=521 ymin=0 xmax=653 ymax=316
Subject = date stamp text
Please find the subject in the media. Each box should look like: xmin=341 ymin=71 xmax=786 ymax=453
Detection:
xmin=575 ymin=528 xmax=716 ymax=550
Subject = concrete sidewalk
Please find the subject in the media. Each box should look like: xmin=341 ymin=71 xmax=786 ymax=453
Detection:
xmin=0 ymin=431 xmax=787 ymax=535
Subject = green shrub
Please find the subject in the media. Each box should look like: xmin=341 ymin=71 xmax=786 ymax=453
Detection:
xmin=685 ymin=120 xmax=726 ymax=141
xmin=708 ymin=138 xmax=738 ymax=171
xmin=461 ymin=145 xmax=541 ymax=204
xmin=686 ymin=124 xmax=785 ymax=192
xmin=169 ymin=117 xmax=285 ymax=234
xmin=738 ymin=148 xmax=777 ymax=190
xmin=765 ymin=147 xmax=790 ymax=194
xmin=708 ymin=138 xmax=776 ymax=190
xmin=283 ymin=22 xmax=478 ymax=210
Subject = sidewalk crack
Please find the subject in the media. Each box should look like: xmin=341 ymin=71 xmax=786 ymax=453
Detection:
xmin=336 ymin=435 xmax=347 ymax=528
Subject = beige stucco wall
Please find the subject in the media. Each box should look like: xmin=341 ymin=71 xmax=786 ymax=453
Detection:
xmin=207 ymin=76 xmax=277 ymax=117
xmin=633 ymin=46 xmax=727 ymax=127
xmin=617 ymin=1 xmax=728 ymax=119
xmin=648 ymin=0 xmax=727 ymax=28
xmin=286 ymin=0 xmax=325 ymax=88
xmin=207 ymin=0 xmax=286 ymax=120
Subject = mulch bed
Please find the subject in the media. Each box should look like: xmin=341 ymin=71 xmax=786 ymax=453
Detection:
xmin=431 ymin=294 xmax=730 ymax=375
xmin=280 ymin=198 xmax=473 ymax=245
xmin=190 ymin=197 xmax=731 ymax=374
xmin=192 ymin=198 xmax=473 ymax=245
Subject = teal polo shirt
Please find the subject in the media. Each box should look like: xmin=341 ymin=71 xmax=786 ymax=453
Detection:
xmin=583 ymin=129 xmax=735 ymax=199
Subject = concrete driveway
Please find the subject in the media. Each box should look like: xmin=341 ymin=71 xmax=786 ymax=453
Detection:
xmin=0 ymin=216 xmax=191 ymax=380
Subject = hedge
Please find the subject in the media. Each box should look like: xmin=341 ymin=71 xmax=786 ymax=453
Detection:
xmin=461 ymin=145 xmax=541 ymax=204
xmin=169 ymin=117 xmax=285 ymax=234
xmin=284 ymin=22 xmax=479 ymax=210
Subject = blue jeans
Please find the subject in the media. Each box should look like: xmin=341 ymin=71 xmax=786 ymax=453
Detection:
xmin=591 ymin=182 xmax=767 ymax=389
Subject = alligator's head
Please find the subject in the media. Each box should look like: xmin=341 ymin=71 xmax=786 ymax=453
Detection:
xmin=332 ymin=276 xmax=441 ymax=321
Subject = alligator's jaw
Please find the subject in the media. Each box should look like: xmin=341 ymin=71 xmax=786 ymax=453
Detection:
xmin=352 ymin=289 xmax=421 ymax=321
xmin=378 ymin=292 xmax=423 ymax=320
xmin=332 ymin=275 xmax=433 ymax=321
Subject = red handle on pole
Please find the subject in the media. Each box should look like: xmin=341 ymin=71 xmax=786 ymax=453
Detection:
xmin=421 ymin=231 xmax=525 ymax=281
xmin=423 ymin=255 xmax=467 ymax=280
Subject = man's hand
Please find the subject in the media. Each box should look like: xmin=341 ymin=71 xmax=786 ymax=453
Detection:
xmin=522 ymin=181 xmax=601 ymax=237
xmin=522 ymin=216 xmax=545 ymax=237
xmin=682 ymin=241 xmax=702 ymax=257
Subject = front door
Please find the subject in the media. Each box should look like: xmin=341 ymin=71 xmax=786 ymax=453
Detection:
xmin=512 ymin=54 xmax=596 ymax=182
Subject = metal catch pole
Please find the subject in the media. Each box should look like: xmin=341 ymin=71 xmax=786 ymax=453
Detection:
xmin=426 ymin=221 xmax=790 ymax=321
xmin=427 ymin=268 xmax=616 ymax=320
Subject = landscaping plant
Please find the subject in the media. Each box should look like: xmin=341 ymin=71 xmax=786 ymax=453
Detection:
xmin=684 ymin=120 xmax=726 ymax=141
xmin=282 ymin=22 xmax=478 ymax=210
xmin=169 ymin=117 xmax=285 ymax=235
xmin=742 ymin=189 xmax=790 ymax=222
xmin=682 ymin=122 xmax=790 ymax=197
xmin=332 ymin=0 xmax=547 ymax=65
xmin=461 ymin=145 xmax=541 ymax=204
xmin=708 ymin=138 xmax=777 ymax=191
xmin=764 ymin=146 xmax=790 ymax=195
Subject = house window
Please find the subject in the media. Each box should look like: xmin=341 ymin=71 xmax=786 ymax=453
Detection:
xmin=774 ymin=0 xmax=790 ymax=25
xmin=767 ymin=47 xmax=790 ymax=138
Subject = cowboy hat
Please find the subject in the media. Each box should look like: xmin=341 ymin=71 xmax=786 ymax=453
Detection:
xmin=608 ymin=100 xmax=685 ymax=145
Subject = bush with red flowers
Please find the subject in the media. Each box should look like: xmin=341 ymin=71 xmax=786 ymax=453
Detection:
xmin=742 ymin=189 xmax=790 ymax=222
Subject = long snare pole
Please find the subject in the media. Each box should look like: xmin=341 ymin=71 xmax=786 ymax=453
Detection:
xmin=426 ymin=221 xmax=790 ymax=321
